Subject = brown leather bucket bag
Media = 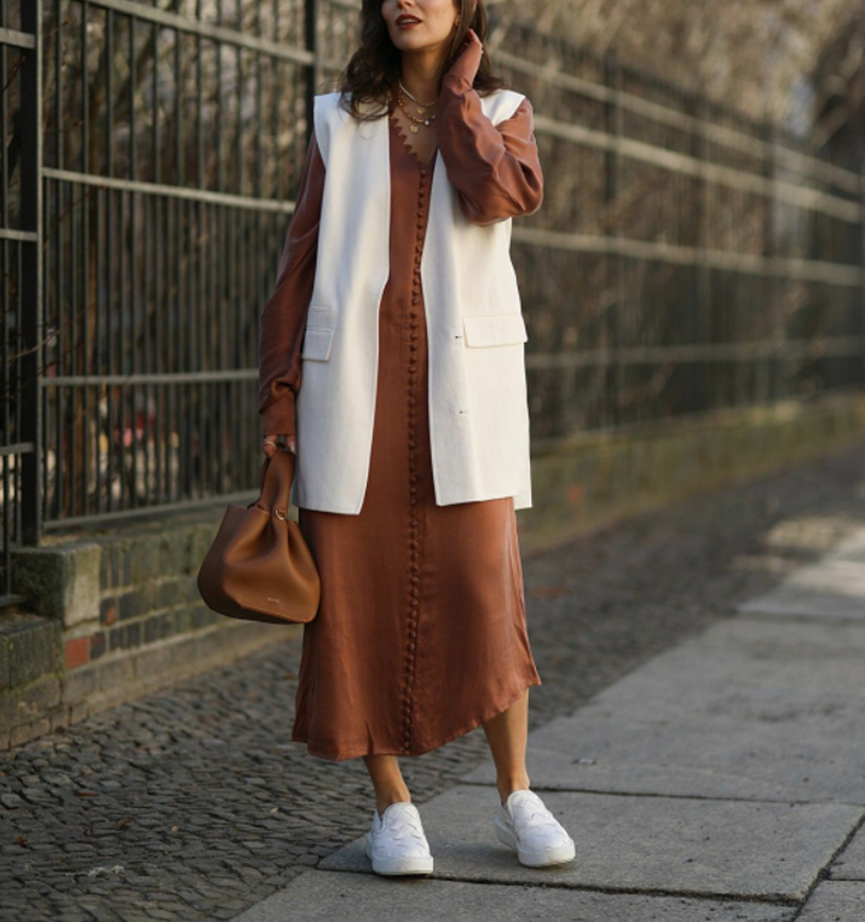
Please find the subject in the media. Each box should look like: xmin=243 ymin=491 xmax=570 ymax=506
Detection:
xmin=197 ymin=449 xmax=320 ymax=624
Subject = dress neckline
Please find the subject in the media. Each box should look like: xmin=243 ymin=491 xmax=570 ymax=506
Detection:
xmin=389 ymin=110 xmax=438 ymax=172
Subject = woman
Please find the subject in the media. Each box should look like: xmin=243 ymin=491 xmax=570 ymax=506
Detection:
xmin=258 ymin=0 xmax=575 ymax=877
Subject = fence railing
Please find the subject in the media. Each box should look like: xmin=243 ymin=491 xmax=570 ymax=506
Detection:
xmin=1 ymin=0 xmax=40 ymax=604
xmin=494 ymin=21 xmax=864 ymax=442
xmin=1 ymin=1 xmax=863 ymax=604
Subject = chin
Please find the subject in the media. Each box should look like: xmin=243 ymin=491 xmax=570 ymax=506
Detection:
xmin=393 ymin=37 xmax=424 ymax=49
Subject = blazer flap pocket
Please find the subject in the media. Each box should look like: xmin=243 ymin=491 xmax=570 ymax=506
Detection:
xmin=463 ymin=312 xmax=528 ymax=347
xmin=300 ymin=327 xmax=335 ymax=361
xmin=306 ymin=303 xmax=333 ymax=329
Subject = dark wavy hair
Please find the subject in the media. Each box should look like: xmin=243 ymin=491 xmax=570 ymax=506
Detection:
xmin=327 ymin=0 xmax=510 ymax=123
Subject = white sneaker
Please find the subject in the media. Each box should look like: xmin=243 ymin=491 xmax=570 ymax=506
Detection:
xmin=364 ymin=801 xmax=434 ymax=876
xmin=495 ymin=789 xmax=576 ymax=868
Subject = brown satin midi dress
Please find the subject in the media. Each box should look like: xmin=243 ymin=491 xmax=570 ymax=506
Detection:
xmin=258 ymin=82 xmax=544 ymax=761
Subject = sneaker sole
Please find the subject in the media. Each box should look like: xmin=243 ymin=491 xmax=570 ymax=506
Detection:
xmin=365 ymin=833 xmax=434 ymax=876
xmin=494 ymin=815 xmax=576 ymax=868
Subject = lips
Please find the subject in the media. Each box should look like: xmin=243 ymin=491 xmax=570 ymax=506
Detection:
xmin=396 ymin=15 xmax=421 ymax=25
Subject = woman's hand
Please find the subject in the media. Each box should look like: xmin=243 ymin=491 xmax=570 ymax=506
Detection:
xmin=262 ymin=434 xmax=296 ymax=457
xmin=444 ymin=27 xmax=483 ymax=87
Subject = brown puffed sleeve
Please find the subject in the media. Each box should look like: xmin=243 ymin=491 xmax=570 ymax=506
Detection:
xmin=258 ymin=129 xmax=326 ymax=439
xmin=434 ymin=78 xmax=544 ymax=226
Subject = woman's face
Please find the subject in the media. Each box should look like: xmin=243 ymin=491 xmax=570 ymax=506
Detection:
xmin=381 ymin=0 xmax=460 ymax=56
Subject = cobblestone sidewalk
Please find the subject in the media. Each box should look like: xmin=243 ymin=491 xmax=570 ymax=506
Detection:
xmin=3 ymin=441 xmax=865 ymax=922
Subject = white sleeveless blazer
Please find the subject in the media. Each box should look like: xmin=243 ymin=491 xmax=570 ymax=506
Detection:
xmin=291 ymin=87 xmax=533 ymax=513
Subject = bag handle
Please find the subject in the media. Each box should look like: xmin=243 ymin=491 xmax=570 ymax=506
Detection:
xmin=252 ymin=449 xmax=295 ymax=519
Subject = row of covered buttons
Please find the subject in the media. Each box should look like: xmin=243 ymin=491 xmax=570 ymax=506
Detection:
xmin=401 ymin=165 xmax=427 ymax=753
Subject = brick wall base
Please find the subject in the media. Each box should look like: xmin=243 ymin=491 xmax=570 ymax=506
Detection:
xmin=3 ymin=513 xmax=300 ymax=749
xmin=517 ymin=391 xmax=865 ymax=558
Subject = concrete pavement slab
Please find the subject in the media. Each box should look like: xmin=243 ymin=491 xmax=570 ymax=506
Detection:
xmin=461 ymin=617 xmax=865 ymax=801
xmin=829 ymin=823 xmax=865 ymax=879
xmin=580 ymin=616 xmax=865 ymax=713
xmin=737 ymin=558 xmax=865 ymax=619
xmin=458 ymin=709 xmax=865 ymax=802
xmin=317 ymin=786 xmax=861 ymax=901
xmin=823 ymin=526 xmax=865 ymax=563
xmin=232 ymin=869 xmax=796 ymax=922
xmin=797 ymin=880 xmax=865 ymax=920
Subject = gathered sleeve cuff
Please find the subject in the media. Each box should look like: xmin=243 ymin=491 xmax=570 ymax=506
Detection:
xmin=434 ymin=79 xmax=544 ymax=226
xmin=257 ymin=129 xmax=325 ymax=438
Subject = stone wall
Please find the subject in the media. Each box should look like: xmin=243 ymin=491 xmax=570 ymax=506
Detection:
xmin=518 ymin=392 xmax=865 ymax=557
xmin=3 ymin=516 xmax=293 ymax=749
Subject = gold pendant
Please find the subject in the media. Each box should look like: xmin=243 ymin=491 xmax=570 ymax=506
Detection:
xmin=410 ymin=124 xmax=420 ymax=133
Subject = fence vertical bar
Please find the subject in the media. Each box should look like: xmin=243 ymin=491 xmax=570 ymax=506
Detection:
xmin=305 ymin=0 xmax=319 ymax=147
xmin=20 ymin=0 xmax=42 ymax=546
xmin=761 ymin=114 xmax=777 ymax=406
xmin=858 ymin=116 xmax=865 ymax=391
xmin=603 ymin=51 xmax=623 ymax=429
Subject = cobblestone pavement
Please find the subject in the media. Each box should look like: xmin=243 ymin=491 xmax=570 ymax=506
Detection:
xmin=3 ymin=440 xmax=865 ymax=922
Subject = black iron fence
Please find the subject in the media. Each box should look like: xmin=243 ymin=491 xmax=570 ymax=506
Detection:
xmin=1 ymin=0 xmax=40 ymax=606
xmin=503 ymin=24 xmax=865 ymax=442
xmin=1 ymin=1 xmax=864 ymax=604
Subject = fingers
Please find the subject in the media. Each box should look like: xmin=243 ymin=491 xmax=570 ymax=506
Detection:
xmin=262 ymin=435 xmax=297 ymax=456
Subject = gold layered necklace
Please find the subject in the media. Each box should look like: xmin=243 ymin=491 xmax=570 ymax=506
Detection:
xmin=397 ymin=80 xmax=439 ymax=133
